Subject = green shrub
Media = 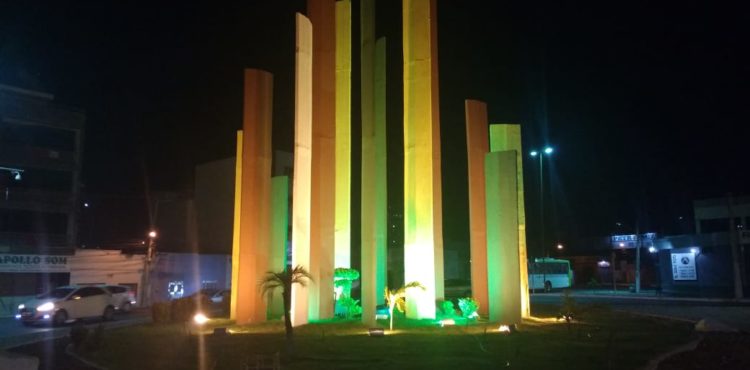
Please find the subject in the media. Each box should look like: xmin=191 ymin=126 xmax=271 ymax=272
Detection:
xmin=458 ymin=297 xmax=480 ymax=319
xmin=336 ymin=296 xmax=362 ymax=319
xmin=441 ymin=300 xmax=456 ymax=317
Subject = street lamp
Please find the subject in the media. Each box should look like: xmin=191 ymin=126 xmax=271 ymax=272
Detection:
xmin=0 ymin=166 xmax=24 ymax=181
xmin=142 ymin=230 xmax=158 ymax=307
xmin=556 ymin=243 xmax=564 ymax=250
xmin=529 ymin=146 xmax=554 ymax=259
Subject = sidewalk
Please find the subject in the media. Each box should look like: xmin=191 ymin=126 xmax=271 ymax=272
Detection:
xmin=547 ymin=289 xmax=750 ymax=304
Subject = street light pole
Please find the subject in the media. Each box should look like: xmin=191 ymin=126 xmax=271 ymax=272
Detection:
xmin=142 ymin=230 xmax=157 ymax=307
xmin=531 ymin=147 xmax=554 ymax=292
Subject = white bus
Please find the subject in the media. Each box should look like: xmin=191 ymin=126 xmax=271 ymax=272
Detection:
xmin=529 ymin=258 xmax=573 ymax=291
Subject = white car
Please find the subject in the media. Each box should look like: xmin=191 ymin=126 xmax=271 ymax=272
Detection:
xmin=102 ymin=285 xmax=136 ymax=312
xmin=16 ymin=285 xmax=115 ymax=326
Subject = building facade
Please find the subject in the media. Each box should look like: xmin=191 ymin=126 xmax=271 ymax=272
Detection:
xmin=0 ymin=83 xmax=85 ymax=301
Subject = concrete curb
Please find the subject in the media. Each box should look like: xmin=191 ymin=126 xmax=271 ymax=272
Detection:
xmin=546 ymin=291 xmax=750 ymax=305
xmin=66 ymin=344 xmax=108 ymax=370
xmin=641 ymin=335 xmax=703 ymax=370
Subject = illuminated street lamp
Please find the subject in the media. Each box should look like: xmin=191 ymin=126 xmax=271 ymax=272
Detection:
xmin=529 ymin=146 xmax=554 ymax=259
xmin=556 ymin=243 xmax=564 ymax=250
xmin=142 ymin=230 xmax=158 ymax=307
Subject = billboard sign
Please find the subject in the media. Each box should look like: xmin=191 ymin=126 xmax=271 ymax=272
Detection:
xmin=671 ymin=252 xmax=697 ymax=281
xmin=0 ymin=254 xmax=70 ymax=273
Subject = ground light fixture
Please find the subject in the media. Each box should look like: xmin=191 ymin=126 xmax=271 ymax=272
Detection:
xmin=368 ymin=327 xmax=385 ymax=337
xmin=193 ymin=312 xmax=209 ymax=325
xmin=497 ymin=325 xmax=512 ymax=334
xmin=439 ymin=319 xmax=456 ymax=327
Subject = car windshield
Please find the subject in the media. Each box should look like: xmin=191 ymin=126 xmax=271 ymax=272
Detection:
xmin=36 ymin=287 xmax=75 ymax=299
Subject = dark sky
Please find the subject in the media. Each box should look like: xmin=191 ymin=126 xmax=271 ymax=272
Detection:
xmin=1 ymin=1 xmax=748 ymax=256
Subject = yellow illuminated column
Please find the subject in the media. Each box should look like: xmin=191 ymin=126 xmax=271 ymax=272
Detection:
xmin=232 ymin=69 xmax=273 ymax=325
xmin=268 ymin=176 xmax=289 ymax=319
xmin=485 ymin=150 xmax=521 ymax=324
xmin=308 ymin=0 xmax=336 ymax=322
xmin=230 ymin=131 xmax=243 ymax=321
xmin=374 ymin=37 xmax=388 ymax=308
xmin=489 ymin=124 xmax=530 ymax=318
xmin=464 ymin=100 xmax=489 ymax=316
xmin=334 ymin=0 xmax=351 ymax=269
xmin=403 ymin=0 xmax=443 ymax=319
xmin=292 ymin=12 xmax=313 ymax=327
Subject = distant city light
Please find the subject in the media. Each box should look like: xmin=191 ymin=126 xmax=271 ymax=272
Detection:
xmin=597 ymin=260 xmax=610 ymax=268
xmin=530 ymin=150 xmax=539 ymax=157
xmin=148 ymin=231 xmax=157 ymax=238
xmin=690 ymin=247 xmax=699 ymax=254
xmin=619 ymin=242 xmax=625 ymax=247
xmin=648 ymin=246 xmax=657 ymax=253
xmin=556 ymin=244 xmax=564 ymax=250
xmin=544 ymin=147 xmax=554 ymax=154
xmin=84 ymin=202 xmax=89 ymax=208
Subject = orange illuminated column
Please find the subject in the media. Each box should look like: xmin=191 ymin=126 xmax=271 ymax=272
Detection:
xmin=308 ymin=0 xmax=336 ymax=321
xmin=361 ymin=0 xmax=388 ymax=325
xmin=489 ymin=124 xmax=530 ymax=318
xmin=292 ymin=12 xmax=313 ymax=327
xmin=403 ymin=0 xmax=444 ymax=319
xmin=485 ymin=150 xmax=521 ymax=324
xmin=334 ymin=0 xmax=352 ymax=269
xmin=464 ymin=99 xmax=489 ymax=316
xmin=231 ymin=69 xmax=274 ymax=325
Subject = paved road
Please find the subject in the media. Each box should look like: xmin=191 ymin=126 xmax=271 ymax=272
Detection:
xmin=531 ymin=291 xmax=750 ymax=331
xmin=0 ymin=309 xmax=150 ymax=350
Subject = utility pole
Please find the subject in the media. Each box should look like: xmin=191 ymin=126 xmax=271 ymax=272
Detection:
xmin=727 ymin=194 xmax=744 ymax=299
xmin=635 ymin=224 xmax=641 ymax=293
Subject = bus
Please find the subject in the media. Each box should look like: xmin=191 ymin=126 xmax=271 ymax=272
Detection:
xmin=528 ymin=258 xmax=573 ymax=291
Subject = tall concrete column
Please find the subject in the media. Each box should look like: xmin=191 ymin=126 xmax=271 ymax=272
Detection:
xmin=308 ymin=0 xmax=336 ymax=321
xmin=231 ymin=69 xmax=273 ymax=325
xmin=403 ymin=0 xmax=443 ymax=319
xmin=335 ymin=0 xmax=352 ymax=269
xmin=489 ymin=124 xmax=530 ymax=318
xmin=464 ymin=99 xmax=489 ymax=316
xmin=292 ymin=12 xmax=313 ymax=327
xmin=268 ymin=176 xmax=290 ymax=319
xmin=361 ymin=0 xmax=388 ymax=325
xmin=485 ymin=150 xmax=521 ymax=324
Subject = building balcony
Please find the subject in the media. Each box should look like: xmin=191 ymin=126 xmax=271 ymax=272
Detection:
xmin=0 ymin=144 xmax=77 ymax=171
xmin=0 ymin=188 xmax=75 ymax=213
xmin=0 ymin=90 xmax=85 ymax=131
xmin=0 ymin=231 xmax=71 ymax=254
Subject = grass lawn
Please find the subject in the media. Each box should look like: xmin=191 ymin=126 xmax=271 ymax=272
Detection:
xmin=83 ymin=304 xmax=695 ymax=370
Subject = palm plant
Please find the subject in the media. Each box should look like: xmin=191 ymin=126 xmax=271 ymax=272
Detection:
xmin=384 ymin=281 xmax=425 ymax=331
xmin=260 ymin=265 xmax=313 ymax=340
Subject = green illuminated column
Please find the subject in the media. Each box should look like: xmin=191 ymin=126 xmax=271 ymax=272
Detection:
xmin=464 ymin=100 xmax=489 ymax=316
xmin=292 ymin=12 xmax=313 ymax=327
xmin=489 ymin=124 xmax=530 ymax=318
xmin=308 ymin=0 xmax=336 ymax=321
xmin=361 ymin=0 xmax=388 ymax=325
xmin=231 ymin=69 xmax=273 ymax=325
xmin=374 ymin=37 xmax=388 ymax=308
xmin=268 ymin=176 xmax=289 ymax=319
xmin=403 ymin=0 xmax=443 ymax=319
xmin=335 ymin=0 xmax=352 ymax=269
xmin=485 ymin=150 xmax=521 ymax=324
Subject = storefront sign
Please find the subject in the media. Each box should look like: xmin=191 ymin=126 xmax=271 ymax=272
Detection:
xmin=0 ymin=254 xmax=70 ymax=273
xmin=671 ymin=252 xmax=696 ymax=281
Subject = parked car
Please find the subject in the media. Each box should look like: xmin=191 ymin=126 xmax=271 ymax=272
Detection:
xmin=102 ymin=285 xmax=136 ymax=312
xmin=16 ymin=285 xmax=115 ymax=326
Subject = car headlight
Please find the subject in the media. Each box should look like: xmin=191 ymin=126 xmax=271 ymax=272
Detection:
xmin=37 ymin=302 xmax=55 ymax=312
xmin=18 ymin=304 xmax=25 ymax=310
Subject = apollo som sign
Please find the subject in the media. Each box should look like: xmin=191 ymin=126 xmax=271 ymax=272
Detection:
xmin=0 ymin=254 xmax=70 ymax=273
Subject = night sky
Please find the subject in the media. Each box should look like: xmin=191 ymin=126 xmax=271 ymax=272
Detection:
xmin=1 ymin=1 xmax=748 ymax=257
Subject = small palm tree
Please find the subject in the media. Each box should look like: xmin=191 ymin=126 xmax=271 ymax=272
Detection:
xmin=384 ymin=281 xmax=425 ymax=331
xmin=260 ymin=265 xmax=313 ymax=340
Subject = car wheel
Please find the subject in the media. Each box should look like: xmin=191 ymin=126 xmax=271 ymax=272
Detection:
xmin=103 ymin=306 xmax=115 ymax=321
xmin=544 ymin=281 xmax=552 ymax=292
xmin=121 ymin=302 xmax=132 ymax=313
xmin=53 ymin=310 xmax=68 ymax=326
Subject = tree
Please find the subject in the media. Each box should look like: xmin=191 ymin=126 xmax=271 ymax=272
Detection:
xmin=260 ymin=265 xmax=313 ymax=340
xmin=384 ymin=281 xmax=425 ymax=331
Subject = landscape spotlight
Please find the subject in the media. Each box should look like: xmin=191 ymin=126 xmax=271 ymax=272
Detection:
xmin=368 ymin=328 xmax=385 ymax=337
